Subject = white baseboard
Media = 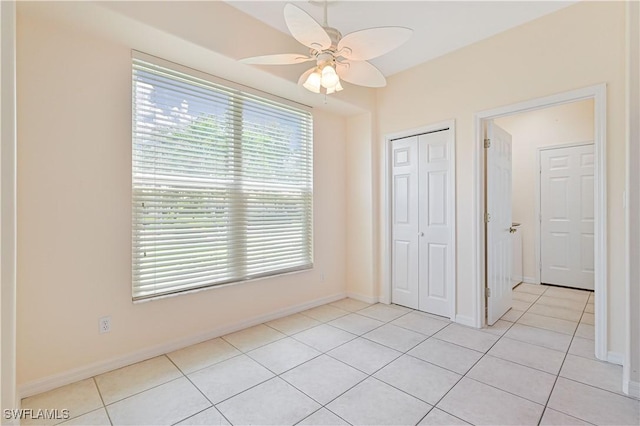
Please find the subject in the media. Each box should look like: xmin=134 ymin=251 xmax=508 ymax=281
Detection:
xmin=607 ymin=351 xmax=624 ymax=366
xmin=346 ymin=292 xmax=379 ymax=304
xmin=18 ymin=292 xmax=346 ymax=399
xmin=522 ymin=276 xmax=538 ymax=284
xmin=455 ymin=314 xmax=477 ymax=328
xmin=624 ymin=380 xmax=640 ymax=398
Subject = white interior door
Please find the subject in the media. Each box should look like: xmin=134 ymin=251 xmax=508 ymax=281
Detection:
xmin=540 ymin=144 xmax=594 ymax=290
xmin=418 ymin=131 xmax=454 ymax=317
xmin=391 ymin=129 xmax=454 ymax=316
xmin=391 ymin=136 xmax=419 ymax=309
xmin=486 ymin=122 xmax=513 ymax=325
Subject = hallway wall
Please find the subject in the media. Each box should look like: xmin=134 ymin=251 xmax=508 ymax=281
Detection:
xmin=495 ymin=100 xmax=594 ymax=283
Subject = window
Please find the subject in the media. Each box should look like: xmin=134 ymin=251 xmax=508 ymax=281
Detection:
xmin=132 ymin=53 xmax=313 ymax=301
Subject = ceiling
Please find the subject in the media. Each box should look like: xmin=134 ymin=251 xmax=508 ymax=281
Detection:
xmin=227 ymin=1 xmax=576 ymax=77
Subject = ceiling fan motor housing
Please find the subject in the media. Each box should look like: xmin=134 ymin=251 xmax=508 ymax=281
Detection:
xmin=323 ymin=26 xmax=342 ymax=50
xmin=310 ymin=27 xmax=343 ymax=65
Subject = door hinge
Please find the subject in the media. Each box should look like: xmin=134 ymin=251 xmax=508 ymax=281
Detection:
xmin=486 ymin=287 xmax=491 ymax=297
xmin=485 ymin=212 xmax=491 ymax=223
xmin=484 ymin=138 xmax=491 ymax=149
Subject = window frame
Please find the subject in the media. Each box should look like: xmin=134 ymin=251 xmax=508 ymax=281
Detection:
xmin=131 ymin=51 xmax=314 ymax=302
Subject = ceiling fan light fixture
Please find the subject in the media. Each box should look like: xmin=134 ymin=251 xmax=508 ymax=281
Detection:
xmin=320 ymin=64 xmax=339 ymax=89
xmin=326 ymin=80 xmax=344 ymax=94
xmin=303 ymin=70 xmax=322 ymax=93
xmin=240 ymin=3 xmax=413 ymax=95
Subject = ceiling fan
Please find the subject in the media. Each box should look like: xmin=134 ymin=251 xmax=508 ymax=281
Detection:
xmin=240 ymin=1 xmax=413 ymax=95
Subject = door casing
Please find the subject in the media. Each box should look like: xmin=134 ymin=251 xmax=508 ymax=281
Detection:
xmin=473 ymin=84 xmax=608 ymax=361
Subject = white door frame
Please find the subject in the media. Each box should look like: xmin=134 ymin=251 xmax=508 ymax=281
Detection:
xmin=473 ymin=84 xmax=607 ymax=361
xmin=535 ymin=141 xmax=594 ymax=286
xmin=382 ymin=119 xmax=457 ymax=320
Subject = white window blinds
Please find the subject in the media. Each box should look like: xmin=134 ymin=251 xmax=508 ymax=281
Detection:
xmin=132 ymin=54 xmax=313 ymax=301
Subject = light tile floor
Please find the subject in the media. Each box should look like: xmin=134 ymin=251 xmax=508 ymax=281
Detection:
xmin=22 ymin=285 xmax=640 ymax=425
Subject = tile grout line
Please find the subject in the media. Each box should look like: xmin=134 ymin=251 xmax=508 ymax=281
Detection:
xmin=314 ymin=316 xmax=452 ymax=424
xmin=535 ymin=287 xmax=592 ymax=426
xmin=414 ymin=309 xmax=534 ymax=425
xmin=90 ymin=377 xmax=113 ymax=426
xmin=502 ymin=287 xmax=586 ymax=352
xmin=294 ymin=406 xmax=354 ymax=426
xmin=313 ymin=315 xmax=520 ymax=424
xmin=427 ymin=285 xmax=585 ymax=423
xmin=163 ymin=354 xmax=237 ymax=426
xmin=276 ymin=306 xmax=425 ymax=425
xmin=194 ymin=306 xmax=402 ymax=424
xmin=169 ymin=351 xmax=245 ymax=377
xmin=417 ymin=286 xmax=586 ymax=425
xmin=255 ymin=305 xmax=449 ymax=424
xmin=88 ymin=357 xmax=190 ymax=410
xmin=560 ymin=376 xmax=640 ymax=401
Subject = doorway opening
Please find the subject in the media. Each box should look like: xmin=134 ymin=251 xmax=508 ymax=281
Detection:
xmin=473 ymin=85 xmax=608 ymax=361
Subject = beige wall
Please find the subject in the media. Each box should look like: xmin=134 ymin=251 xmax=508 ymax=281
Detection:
xmin=1 ymin=0 xmax=18 ymax=415
xmin=375 ymin=1 xmax=626 ymax=352
xmin=494 ymin=100 xmax=594 ymax=282
xmin=346 ymin=113 xmax=376 ymax=301
xmin=16 ymin=10 xmax=348 ymax=387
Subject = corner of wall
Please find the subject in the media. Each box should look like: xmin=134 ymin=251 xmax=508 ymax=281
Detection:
xmin=624 ymin=0 xmax=640 ymax=395
xmin=345 ymin=111 xmax=377 ymax=301
xmin=1 ymin=0 xmax=18 ymax=416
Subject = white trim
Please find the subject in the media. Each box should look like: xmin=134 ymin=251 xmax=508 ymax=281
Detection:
xmin=607 ymin=351 xmax=624 ymax=366
xmin=535 ymin=141 xmax=594 ymax=286
xmin=346 ymin=292 xmax=379 ymax=305
xmin=624 ymin=380 xmax=640 ymax=399
xmin=473 ymin=85 xmax=607 ymax=360
xmin=381 ymin=120 xmax=457 ymax=320
xmin=623 ymin=0 xmax=640 ymax=402
xmin=17 ymin=292 xmax=346 ymax=399
xmin=522 ymin=276 xmax=538 ymax=284
xmin=455 ymin=315 xmax=476 ymax=328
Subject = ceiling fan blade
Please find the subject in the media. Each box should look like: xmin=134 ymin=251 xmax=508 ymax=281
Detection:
xmin=240 ymin=54 xmax=314 ymax=65
xmin=284 ymin=3 xmax=332 ymax=51
xmin=337 ymin=27 xmax=413 ymax=61
xmin=336 ymin=61 xmax=386 ymax=88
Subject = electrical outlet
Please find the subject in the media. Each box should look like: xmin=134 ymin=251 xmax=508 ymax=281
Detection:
xmin=99 ymin=316 xmax=111 ymax=334
xmin=320 ymin=272 xmax=325 ymax=282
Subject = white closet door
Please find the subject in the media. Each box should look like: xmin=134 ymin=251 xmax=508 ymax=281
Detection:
xmin=391 ymin=136 xmax=419 ymax=309
xmin=391 ymin=129 xmax=454 ymax=318
xmin=486 ymin=122 xmax=513 ymax=325
xmin=540 ymin=144 xmax=594 ymax=290
xmin=418 ymin=131 xmax=454 ymax=317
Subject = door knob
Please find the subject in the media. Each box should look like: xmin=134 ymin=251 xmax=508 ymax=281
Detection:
xmin=418 ymin=232 xmax=424 ymax=237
